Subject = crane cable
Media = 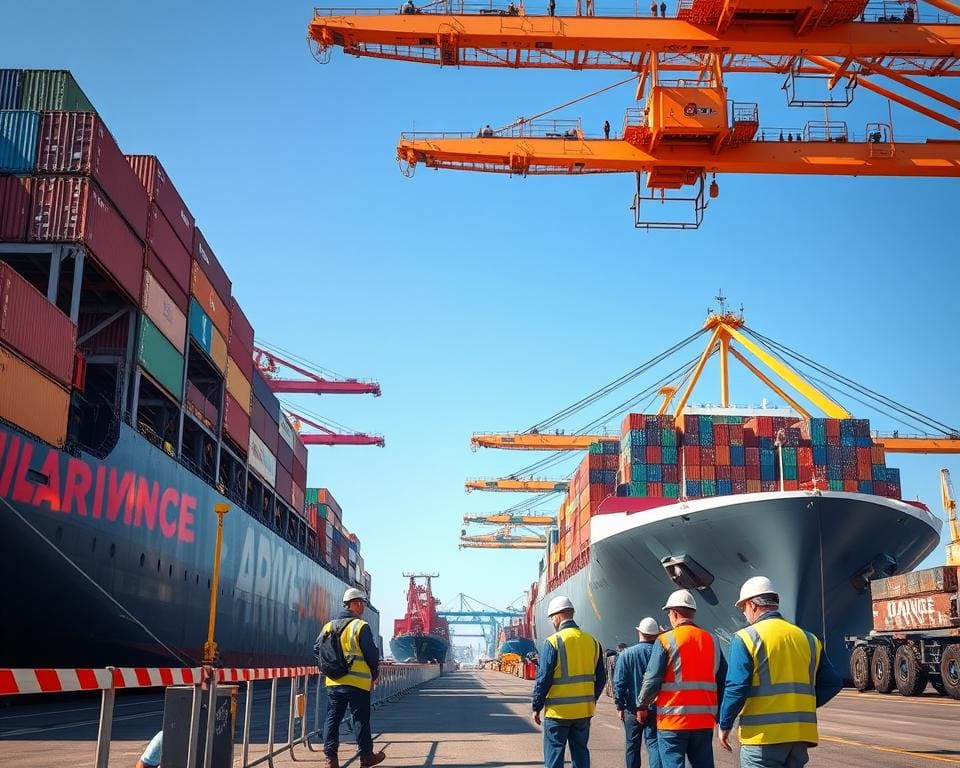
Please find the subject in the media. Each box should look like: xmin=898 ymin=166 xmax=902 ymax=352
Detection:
xmin=744 ymin=327 xmax=958 ymax=434
xmin=526 ymin=328 xmax=708 ymax=433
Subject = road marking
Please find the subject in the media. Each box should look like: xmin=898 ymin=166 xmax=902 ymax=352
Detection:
xmin=822 ymin=735 xmax=960 ymax=764
xmin=834 ymin=691 xmax=960 ymax=708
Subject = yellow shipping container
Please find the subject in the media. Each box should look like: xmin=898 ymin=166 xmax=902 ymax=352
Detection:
xmin=226 ymin=356 xmax=252 ymax=413
xmin=210 ymin=325 xmax=228 ymax=373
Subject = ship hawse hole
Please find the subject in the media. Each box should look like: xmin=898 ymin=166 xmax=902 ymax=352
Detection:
xmin=157 ymin=559 xmax=161 ymax=572
xmin=184 ymin=570 xmax=188 ymax=581
xmin=737 ymin=553 xmax=748 ymax=563
xmin=168 ymin=564 xmax=173 ymax=577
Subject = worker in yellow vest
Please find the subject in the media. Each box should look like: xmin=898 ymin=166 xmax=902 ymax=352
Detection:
xmin=637 ymin=589 xmax=727 ymax=768
xmin=718 ymin=577 xmax=843 ymax=768
xmin=320 ymin=588 xmax=385 ymax=768
xmin=531 ymin=596 xmax=607 ymax=768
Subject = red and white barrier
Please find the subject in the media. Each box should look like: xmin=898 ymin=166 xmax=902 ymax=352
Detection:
xmin=0 ymin=668 xmax=114 ymax=695
xmin=217 ymin=666 xmax=318 ymax=683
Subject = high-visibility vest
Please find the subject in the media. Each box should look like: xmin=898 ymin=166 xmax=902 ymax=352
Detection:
xmin=544 ymin=626 xmax=600 ymax=720
xmin=735 ymin=617 xmax=820 ymax=745
xmin=655 ymin=623 xmax=720 ymax=731
xmin=323 ymin=618 xmax=373 ymax=691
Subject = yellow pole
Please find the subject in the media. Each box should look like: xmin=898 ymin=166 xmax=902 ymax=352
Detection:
xmin=203 ymin=503 xmax=231 ymax=665
xmin=719 ymin=335 xmax=730 ymax=408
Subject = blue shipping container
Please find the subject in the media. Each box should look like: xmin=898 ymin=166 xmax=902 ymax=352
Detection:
xmin=189 ymin=297 xmax=214 ymax=353
xmin=0 ymin=70 xmax=22 ymax=110
xmin=730 ymin=445 xmax=746 ymax=466
xmin=251 ymin=368 xmax=281 ymax=422
xmin=685 ymin=480 xmax=701 ymax=497
xmin=0 ymin=110 xmax=40 ymax=173
xmin=647 ymin=464 xmax=662 ymax=482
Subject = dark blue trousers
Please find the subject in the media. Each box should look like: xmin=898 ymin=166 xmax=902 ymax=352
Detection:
xmin=323 ymin=686 xmax=373 ymax=758
xmin=657 ymin=728 xmax=714 ymax=768
xmin=623 ymin=712 xmax=662 ymax=768
xmin=543 ymin=716 xmax=591 ymax=768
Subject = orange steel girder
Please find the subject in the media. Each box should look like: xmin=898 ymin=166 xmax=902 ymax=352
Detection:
xmin=397 ymin=136 xmax=960 ymax=179
xmin=308 ymin=15 xmax=960 ymax=74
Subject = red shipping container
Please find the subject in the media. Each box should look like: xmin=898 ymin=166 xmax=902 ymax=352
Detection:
xmin=224 ymin=392 xmax=250 ymax=452
xmin=857 ymin=447 xmax=872 ymax=465
xmin=701 ymin=465 xmax=716 ymax=481
xmin=37 ymin=112 xmax=149 ymax=239
xmin=0 ymin=176 xmax=32 ymax=241
xmin=277 ymin=438 xmax=294 ymax=471
xmin=0 ymin=262 xmax=77 ymax=386
xmin=229 ymin=297 xmax=255 ymax=354
xmin=843 ymin=479 xmax=858 ymax=492
xmin=701 ymin=446 xmax=716 ymax=465
xmin=645 ymin=445 xmax=661 ymax=463
xmin=292 ymin=483 xmax=304 ymax=514
xmin=146 ymin=204 xmax=190 ymax=293
xmin=732 ymin=465 xmax=746 ymax=482
xmin=872 ymin=591 xmax=958 ymax=632
xmin=663 ymin=464 xmax=679 ymax=483
xmin=145 ymin=248 xmax=188 ymax=311
xmin=275 ymin=464 xmax=293 ymax=505
xmin=624 ymin=413 xmax=644 ymax=431
xmin=797 ymin=447 xmax=813 ymax=467
xmin=799 ymin=466 xmax=814 ymax=483
xmin=871 ymin=445 xmax=886 ymax=464
xmin=687 ymin=464 xmax=701 ymax=481
xmin=713 ymin=424 xmax=728 ymax=445
xmin=648 ymin=482 xmax=663 ymax=497
xmin=784 ymin=480 xmax=800 ymax=491
xmin=729 ymin=424 xmax=744 ymax=444
xmin=715 ymin=445 xmax=730 ymax=465
xmin=683 ymin=445 xmax=700 ymax=465
xmin=126 ymin=155 xmax=194 ymax=251
xmin=30 ymin=177 xmax=144 ymax=302
xmin=826 ymin=419 xmax=840 ymax=440
xmin=293 ymin=456 xmax=307 ymax=488
xmin=716 ymin=465 xmax=731 ymax=481
xmin=192 ymin=228 xmax=232 ymax=305
xmin=293 ymin=434 xmax=308 ymax=467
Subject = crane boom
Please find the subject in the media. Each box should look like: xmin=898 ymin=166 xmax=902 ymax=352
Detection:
xmin=309 ymin=13 xmax=960 ymax=75
xmin=287 ymin=411 xmax=385 ymax=447
xmin=472 ymin=433 xmax=618 ymax=450
xmin=941 ymin=468 xmax=960 ymax=565
xmin=465 ymin=478 xmax=569 ymax=492
xmin=463 ymin=514 xmax=557 ymax=525
xmin=254 ymin=347 xmax=381 ymax=396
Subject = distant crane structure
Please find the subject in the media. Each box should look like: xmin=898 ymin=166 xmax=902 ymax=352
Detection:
xmin=438 ymin=593 xmax=524 ymax=658
xmin=940 ymin=469 xmax=960 ymax=566
xmin=253 ymin=344 xmax=384 ymax=446
xmin=309 ymin=1 xmax=960 ymax=228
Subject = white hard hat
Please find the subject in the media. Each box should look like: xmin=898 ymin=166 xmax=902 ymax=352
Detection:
xmin=635 ymin=617 xmax=660 ymax=635
xmin=343 ymin=587 xmax=367 ymax=604
xmin=736 ymin=576 xmax=779 ymax=608
xmin=547 ymin=595 xmax=575 ymax=617
xmin=662 ymin=589 xmax=697 ymax=611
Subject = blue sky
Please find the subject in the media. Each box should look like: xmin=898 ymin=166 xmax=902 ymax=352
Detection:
xmin=6 ymin=0 xmax=959 ymax=649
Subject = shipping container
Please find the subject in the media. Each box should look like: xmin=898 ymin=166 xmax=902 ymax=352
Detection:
xmin=228 ymin=297 xmax=255 ymax=355
xmin=277 ymin=439 xmax=294 ymax=472
xmin=226 ymin=356 xmax=252 ymax=414
xmin=37 ymin=112 xmax=149 ymax=238
xmin=0 ymin=70 xmax=22 ymax=110
xmin=141 ymin=270 xmax=187 ymax=353
xmin=19 ymin=70 xmax=94 ymax=111
xmin=192 ymin=229 xmax=232 ymax=305
xmin=248 ymin=428 xmax=277 ymax=486
xmin=872 ymin=592 xmax=959 ymax=632
xmin=276 ymin=465 xmax=293 ymax=505
xmin=0 ymin=110 xmax=40 ymax=173
xmin=188 ymin=298 xmax=227 ymax=372
xmin=190 ymin=260 xmax=229 ymax=337
xmin=292 ymin=456 xmax=307 ymax=489
xmin=30 ymin=177 xmax=144 ymax=302
xmin=185 ymin=381 xmax=218 ymax=431
xmin=279 ymin=413 xmax=296 ymax=448
xmin=146 ymin=204 xmax=190 ymax=293
xmin=223 ymin=392 xmax=250 ymax=452
xmin=143 ymin=249 xmax=187 ymax=311
xmin=125 ymin=155 xmax=194 ymax=251
xmin=0 ymin=345 xmax=70 ymax=447
xmin=293 ymin=434 xmax=307 ymax=468
xmin=291 ymin=483 xmax=304 ymax=515
xmin=251 ymin=369 xmax=281 ymax=422
xmin=0 ymin=262 xmax=77 ymax=386
xmin=871 ymin=566 xmax=958 ymax=600
xmin=0 ymin=176 xmax=31 ymax=241
xmin=137 ymin=314 xmax=184 ymax=400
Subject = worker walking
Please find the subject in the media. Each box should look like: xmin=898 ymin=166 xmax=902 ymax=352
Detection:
xmin=614 ymin=618 xmax=663 ymax=768
xmin=718 ymin=577 xmax=843 ymax=768
xmin=532 ymin=596 xmax=607 ymax=768
xmin=318 ymin=588 xmax=385 ymax=768
xmin=637 ymin=590 xmax=726 ymax=768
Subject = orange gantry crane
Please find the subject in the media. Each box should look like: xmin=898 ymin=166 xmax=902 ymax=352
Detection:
xmin=309 ymin=0 xmax=960 ymax=227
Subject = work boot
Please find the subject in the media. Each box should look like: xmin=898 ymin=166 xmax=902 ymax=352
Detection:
xmin=360 ymin=750 xmax=386 ymax=767
xmin=324 ymin=753 xmax=340 ymax=768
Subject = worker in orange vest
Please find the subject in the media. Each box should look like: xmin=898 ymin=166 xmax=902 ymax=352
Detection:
xmin=636 ymin=590 xmax=726 ymax=768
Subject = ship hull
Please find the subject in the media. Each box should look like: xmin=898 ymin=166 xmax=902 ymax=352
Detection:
xmin=536 ymin=492 xmax=940 ymax=670
xmin=498 ymin=638 xmax=537 ymax=659
xmin=0 ymin=422 xmax=379 ymax=668
xmin=389 ymin=633 xmax=449 ymax=663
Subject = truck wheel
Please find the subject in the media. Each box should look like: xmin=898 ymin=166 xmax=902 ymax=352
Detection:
xmin=850 ymin=646 xmax=873 ymax=691
xmin=894 ymin=644 xmax=927 ymax=696
xmin=871 ymin=645 xmax=895 ymax=693
xmin=940 ymin=644 xmax=960 ymax=700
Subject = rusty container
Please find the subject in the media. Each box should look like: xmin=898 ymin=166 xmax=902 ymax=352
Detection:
xmin=872 ymin=591 xmax=959 ymax=632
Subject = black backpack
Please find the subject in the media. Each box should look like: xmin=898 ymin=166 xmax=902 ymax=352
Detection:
xmin=314 ymin=618 xmax=356 ymax=679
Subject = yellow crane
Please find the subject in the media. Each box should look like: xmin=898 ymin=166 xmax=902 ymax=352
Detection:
xmin=460 ymin=524 xmax=547 ymax=549
xmin=941 ymin=469 xmax=960 ymax=566
xmin=471 ymin=311 xmax=960 ymax=454
xmin=465 ymin=478 xmax=569 ymax=492
xmin=463 ymin=513 xmax=556 ymax=526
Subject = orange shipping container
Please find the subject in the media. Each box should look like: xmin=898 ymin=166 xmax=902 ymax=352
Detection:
xmin=226 ymin=356 xmax=252 ymax=413
xmin=0 ymin=346 xmax=70 ymax=447
xmin=190 ymin=260 xmax=230 ymax=337
xmin=715 ymin=445 xmax=730 ymax=465
xmin=142 ymin=270 xmax=186 ymax=353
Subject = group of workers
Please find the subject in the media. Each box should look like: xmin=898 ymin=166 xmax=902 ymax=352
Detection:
xmin=532 ymin=576 xmax=843 ymax=768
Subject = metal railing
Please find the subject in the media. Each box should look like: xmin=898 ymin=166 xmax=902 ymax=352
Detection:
xmin=0 ymin=663 xmax=442 ymax=768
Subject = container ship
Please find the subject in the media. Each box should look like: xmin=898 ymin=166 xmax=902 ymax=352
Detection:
xmin=0 ymin=69 xmax=377 ymax=667
xmin=497 ymin=618 xmax=536 ymax=660
xmin=389 ymin=574 xmax=450 ymax=663
xmin=518 ymin=317 xmax=944 ymax=669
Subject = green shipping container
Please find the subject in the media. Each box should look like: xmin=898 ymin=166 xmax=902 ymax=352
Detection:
xmin=19 ymin=70 xmax=94 ymax=111
xmin=138 ymin=315 xmax=184 ymax=399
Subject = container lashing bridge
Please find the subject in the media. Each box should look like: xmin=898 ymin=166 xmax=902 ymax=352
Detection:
xmin=309 ymin=0 xmax=960 ymax=228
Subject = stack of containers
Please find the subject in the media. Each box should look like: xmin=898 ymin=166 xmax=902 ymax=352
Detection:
xmin=305 ymin=487 xmax=345 ymax=571
xmin=556 ymin=439 xmax=618 ymax=573
xmin=250 ymin=367 xmax=281 ymax=490
xmin=617 ymin=414 xmax=680 ymax=498
xmin=615 ymin=412 xmax=903 ymax=502
xmin=0 ymin=263 xmax=77 ymax=446
xmin=224 ymin=300 xmax=255 ymax=455
xmin=292 ymin=431 xmax=308 ymax=513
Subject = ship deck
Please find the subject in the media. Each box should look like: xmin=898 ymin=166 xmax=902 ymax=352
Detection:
xmin=1 ymin=671 xmax=956 ymax=767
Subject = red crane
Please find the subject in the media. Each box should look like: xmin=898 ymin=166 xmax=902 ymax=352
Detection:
xmin=288 ymin=411 xmax=385 ymax=447
xmin=254 ymin=346 xmax=381 ymax=396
